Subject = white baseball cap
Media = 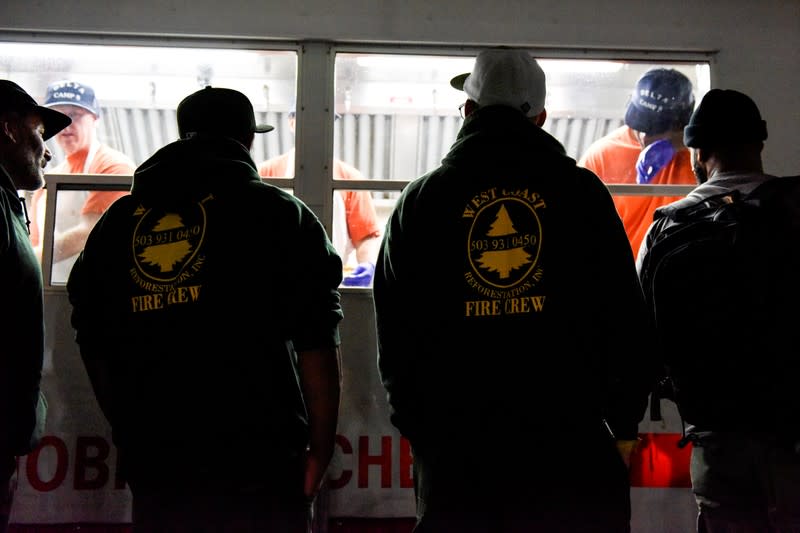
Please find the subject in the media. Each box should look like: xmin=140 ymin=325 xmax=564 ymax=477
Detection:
xmin=450 ymin=48 xmax=546 ymax=118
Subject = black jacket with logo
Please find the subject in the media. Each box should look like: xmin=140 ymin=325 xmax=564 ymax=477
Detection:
xmin=375 ymin=106 xmax=656 ymax=455
xmin=0 ymin=166 xmax=43 ymax=460
xmin=67 ymin=136 xmax=343 ymax=487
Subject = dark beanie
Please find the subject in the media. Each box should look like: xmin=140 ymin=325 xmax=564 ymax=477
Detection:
xmin=683 ymin=89 xmax=768 ymax=148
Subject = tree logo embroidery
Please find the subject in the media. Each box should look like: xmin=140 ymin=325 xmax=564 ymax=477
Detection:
xmin=462 ymin=187 xmax=546 ymax=317
xmin=466 ymin=195 xmax=543 ymax=289
xmin=131 ymin=198 xmax=209 ymax=284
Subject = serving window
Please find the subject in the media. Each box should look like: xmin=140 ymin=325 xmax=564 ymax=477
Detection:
xmin=329 ymin=50 xmax=710 ymax=273
xmin=2 ymin=40 xmax=710 ymax=286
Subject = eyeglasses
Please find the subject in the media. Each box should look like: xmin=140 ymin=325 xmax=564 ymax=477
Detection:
xmin=458 ymin=103 xmax=466 ymax=119
xmin=60 ymin=108 xmax=92 ymax=121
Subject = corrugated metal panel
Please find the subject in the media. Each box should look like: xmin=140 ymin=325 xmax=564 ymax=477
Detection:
xmin=372 ymin=114 xmax=387 ymax=179
xmin=9 ymin=526 xmax=130 ymax=533
xmin=329 ymin=518 xmax=415 ymax=533
xmin=7 ymin=519 xmax=416 ymax=533
xmin=543 ymin=116 xmax=624 ymax=160
xmin=46 ymin=107 xmax=625 ymax=175
xmin=357 ymin=114 xmax=371 ymax=176
xmin=253 ymin=110 xmax=291 ymax=164
xmin=45 ymin=108 xmax=293 ymax=168
xmin=338 ymin=113 xmax=358 ymax=171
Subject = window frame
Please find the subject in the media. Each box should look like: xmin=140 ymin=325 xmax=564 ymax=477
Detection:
xmin=1 ymin=32 xmax=713 ymax=287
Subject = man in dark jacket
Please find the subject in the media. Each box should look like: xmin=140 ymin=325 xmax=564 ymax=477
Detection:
xmin=67 ymin=86 xmax=343 ymax=532
xmin=637 ymin=89 xmax=800 ymax=532
xmin=0 ymin=80 xmax=70 ymax=533
xmin=374 ymin=48 xmax=656 ymax=532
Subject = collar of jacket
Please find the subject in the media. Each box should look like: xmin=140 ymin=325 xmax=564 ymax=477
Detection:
xmin=0 ymin=164 xmax=24 ymax=217
xmin=132 ymin=135 xmax=260 ymax=199
xmin=447 ymin=105 xmax=567 ymax=164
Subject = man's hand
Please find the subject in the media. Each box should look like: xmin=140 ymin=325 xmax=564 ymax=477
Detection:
xmin=616 ymin=439 xmax=641 ymax=469
xmin=342 ymin=262 xmax=375 ymax=287
xmin=303 ymin=448 xmax=330 ymax=498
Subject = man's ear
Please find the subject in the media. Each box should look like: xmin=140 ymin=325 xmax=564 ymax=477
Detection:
xmin=0 ymin=119 xmax=18 ymax=143
xmin=533 ymin=109 xmax=547 ymax=127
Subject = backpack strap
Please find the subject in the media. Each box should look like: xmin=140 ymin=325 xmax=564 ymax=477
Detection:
xmin=741 ymin=174 xmax=800 ymax=209
xmin=659 ymin=189 xmax=740 ymax=223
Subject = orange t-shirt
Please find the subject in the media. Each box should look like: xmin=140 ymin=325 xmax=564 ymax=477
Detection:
xmin=31 ymin=143 xmax=135 ymax=247
xmin=579 ymin=126 xmax=696 ymax=255
xmin=257 ymin=151 xmax=381 ymax=245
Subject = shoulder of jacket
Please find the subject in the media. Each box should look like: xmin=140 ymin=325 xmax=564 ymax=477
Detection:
xmin=245 ymin=180 xmax=314 ymax=216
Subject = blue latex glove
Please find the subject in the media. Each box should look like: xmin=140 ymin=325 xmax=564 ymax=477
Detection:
xmin=342 ymin=262 xmax=375 ymax=287
xmin=636 ymin=139 xmax=676 ymax=184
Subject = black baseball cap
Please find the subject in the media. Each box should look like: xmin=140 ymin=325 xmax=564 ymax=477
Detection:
xmin=0 ymin=80 xmax=72 ymax=140
xmin=177 ymin=86 xmax=274 ymax=140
